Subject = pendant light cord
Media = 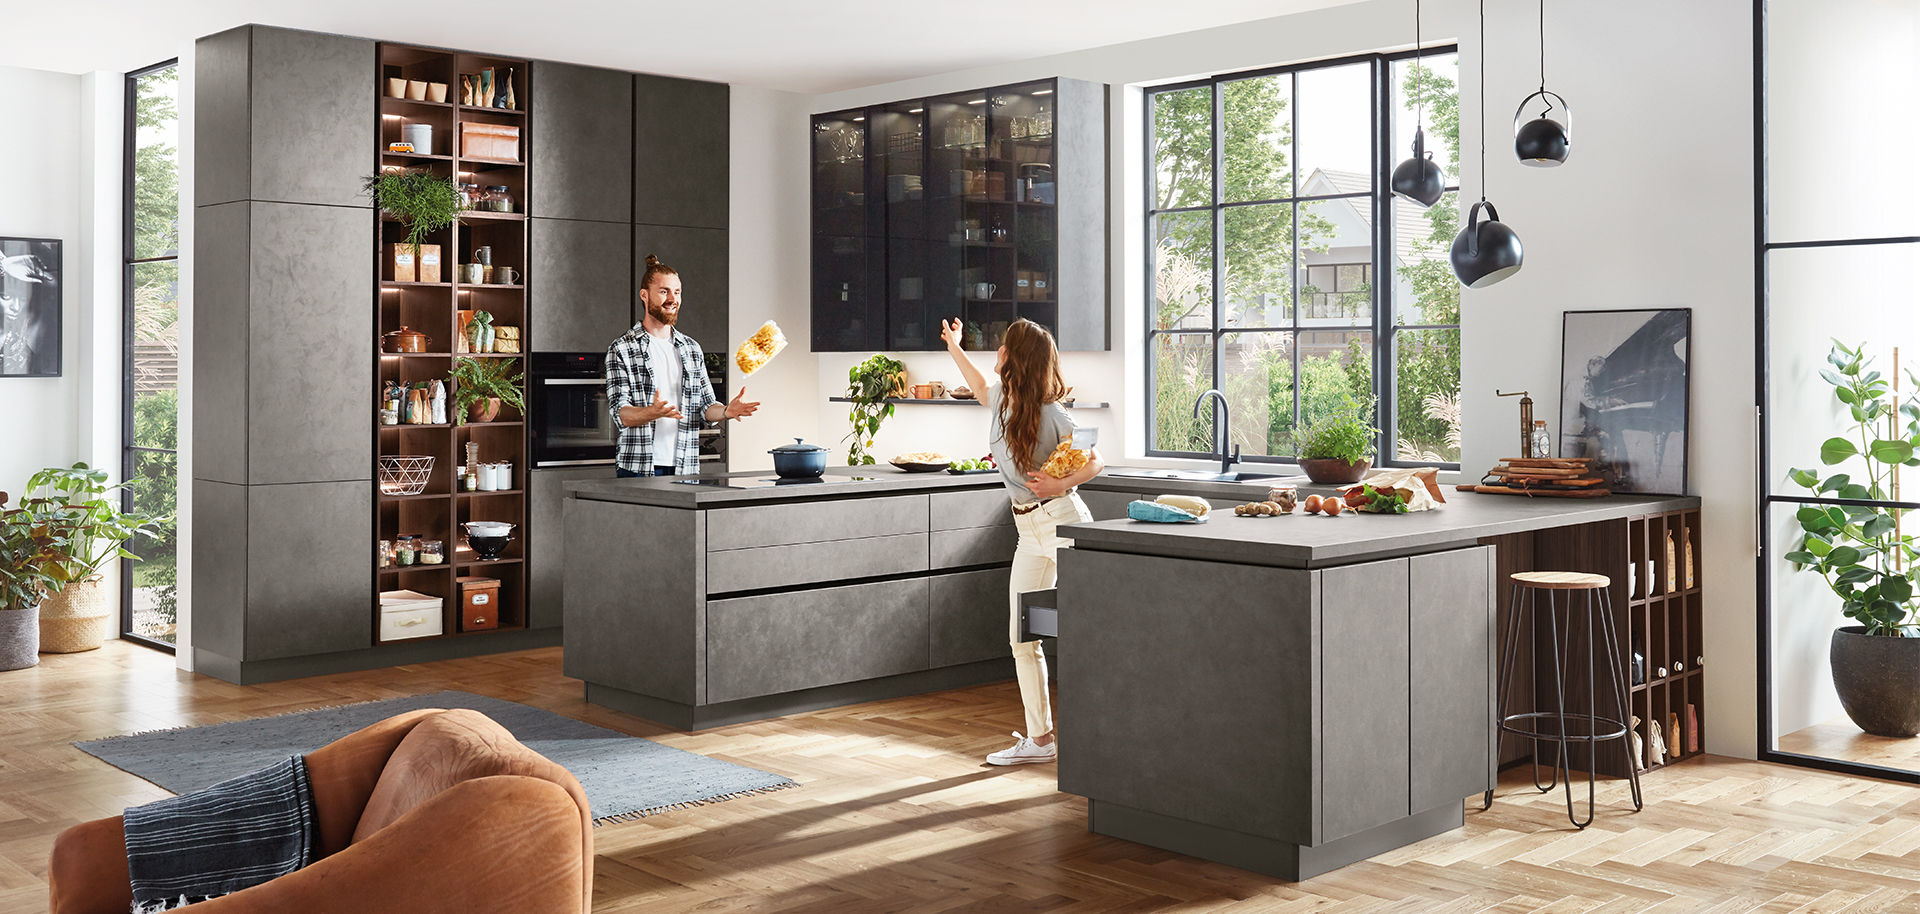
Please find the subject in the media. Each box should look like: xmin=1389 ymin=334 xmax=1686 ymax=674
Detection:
xmin=1414 ymin=0 xmax=1424 ymax=126
xmin=1479 ymin=0 xmax=1487 ymax=203
xmin=1538 ymin=0 xmax=1546 ymax=92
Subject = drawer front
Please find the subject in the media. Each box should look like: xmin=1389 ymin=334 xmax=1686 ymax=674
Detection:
xmin=707 ymin=577 xmax=929 ymax=702
xmin=708 ymin=533 xmax=928 ymax=593
xmin=1079 ymin=489 xmax=1142 ymax=522
xmin=707 ymin=494 xmax=927 ymax=551
xmin=930 ymin=487 xmax=1013 ymax=531
xmin=929 ymin=566 xmax=1012 ymax=667
xmin=930 ymin=524 xmax=1018 ymax=569
xmin=380 ymin=606 xmax=444 ymax=641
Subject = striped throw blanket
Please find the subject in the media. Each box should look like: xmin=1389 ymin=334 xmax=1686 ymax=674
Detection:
xmin=123 ymin=755 xmax=316 ymax=913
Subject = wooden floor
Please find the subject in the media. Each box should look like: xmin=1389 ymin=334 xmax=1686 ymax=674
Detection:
xmin=1780 ymin=716 xmax=1920 ymax=775
xmin=8 ymin=643 xmax=1920 ymax=914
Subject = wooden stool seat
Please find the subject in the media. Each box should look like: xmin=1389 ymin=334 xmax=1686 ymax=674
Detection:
xmin=1511 ymin=571 xmax=1611 ymax=590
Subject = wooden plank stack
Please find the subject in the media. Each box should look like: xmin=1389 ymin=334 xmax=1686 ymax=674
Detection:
xmin=1456 ymin=457 xmax=1612 ymax=498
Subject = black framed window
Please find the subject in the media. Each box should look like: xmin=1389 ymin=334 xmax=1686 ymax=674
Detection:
xmin=1144 ymin=47 xmax=1460 ymax=465
xmin=122 ymin=59 xmax=179 ymax=651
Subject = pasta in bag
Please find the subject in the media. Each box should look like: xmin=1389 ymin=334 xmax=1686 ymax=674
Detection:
xmin=734 ymin=321 xmax=788 ymax=375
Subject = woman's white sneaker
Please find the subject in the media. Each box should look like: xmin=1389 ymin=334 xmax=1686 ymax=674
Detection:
xmin=987 ymin=732 xmax=1057 ymax=765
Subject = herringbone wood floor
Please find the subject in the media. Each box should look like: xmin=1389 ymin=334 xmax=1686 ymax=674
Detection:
xmin=1780 ymin=716 xmax=1920 ymax=776
xmin=6 ymin=642 xmax=1920 ymax=913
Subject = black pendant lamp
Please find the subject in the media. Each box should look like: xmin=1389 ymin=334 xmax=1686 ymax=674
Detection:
xmin=1390 ymin=0 xmax=1445 ymax=207
xmin=1451 ymin=0 xmax=1524 ymax=288
xmin=1513 ymin=0 xmax=1571 ymax=166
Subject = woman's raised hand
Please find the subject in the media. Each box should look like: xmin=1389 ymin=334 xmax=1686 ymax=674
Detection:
xmin=940 ymin=318 xmax=964 ymax=350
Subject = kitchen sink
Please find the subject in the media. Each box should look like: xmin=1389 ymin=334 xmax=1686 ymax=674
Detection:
xmin=1104 ymin=469 xmax=1293 ymax=484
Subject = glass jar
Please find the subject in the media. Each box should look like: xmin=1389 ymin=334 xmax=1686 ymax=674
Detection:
xmin=378 ymin=540 xmax=394 ymax=568
xmin=395 ymin=534 xmax=421 ymax=566
xmin=456 ymin=183 xmax=478 ymax=209
xmin=1530 ymin=420 xmax=1551 ymax=459
xmin=485 ymin=185 xmax=514 ymax=213
xmin=418 ymin=540 xmax=445 ymax=565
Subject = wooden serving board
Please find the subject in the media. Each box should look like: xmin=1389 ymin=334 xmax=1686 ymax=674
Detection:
xmin=1502 ymin=458 xmax=1595 ymax=468
xmin=1469 ymin=484 xmax=1613 ymax=498
xmin=1490 ymin=466 xmax=1585 ymax=478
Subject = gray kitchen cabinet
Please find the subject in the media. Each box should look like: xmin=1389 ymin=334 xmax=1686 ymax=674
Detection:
xmin=929 ymin=567 xmax=1012 ymax=668
xmin=530 ymin=218 xmax=633 ymax=352
xmin=706 ymin=577 xmax=929 ymax=703
xmin=632 ymin=224 xmax=728 ymax=346
xmin=195 ymin=26 xmax=375 ymax=209
xmin=708 ymin=494 xmax=928 ymax=550
xmin=1078 ymin=489 xmax=1141 ymax=521
xmin=634 ymin=73 xmax=728 ymax=230
xmin=243 ymin=480 xmax=376 ymax=660
xmin=531 ymin=61 xmax=634 ymax=224
xmin=528 ymin=466 xmax=617 ymax=629
xmin=708 ymin=533 xmax=930 ymax=593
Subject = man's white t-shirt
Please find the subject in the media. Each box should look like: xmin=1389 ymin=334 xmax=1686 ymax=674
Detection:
xmin=648 ymin=331 xmax=682 ymax=460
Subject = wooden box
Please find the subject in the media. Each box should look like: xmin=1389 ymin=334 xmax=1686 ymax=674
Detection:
xmin=415 ymin=243 xmax=441 ymax=283
xmin=389 ymin=243 xmax=417 ymax=282
xmin=458 ymin=575 xmax=500 ymax=631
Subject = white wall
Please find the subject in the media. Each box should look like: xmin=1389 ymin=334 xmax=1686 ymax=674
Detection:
xmin=769 ymin=0 xmax=1761 ymax=758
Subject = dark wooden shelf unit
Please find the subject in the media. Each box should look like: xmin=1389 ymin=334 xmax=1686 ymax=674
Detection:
xmin=374 ymin=41 xmax=531 ymax=644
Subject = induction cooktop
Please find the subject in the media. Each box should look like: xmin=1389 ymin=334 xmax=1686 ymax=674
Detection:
xmin=670 ymin=476 xmax=883 ymax=490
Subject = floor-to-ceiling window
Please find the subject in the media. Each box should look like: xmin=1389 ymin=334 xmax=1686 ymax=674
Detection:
xmin=1144 ymin=48 xmax=1460 ymax=465
xmin=123 ymin=60 xmax=179 ymax=649
xmin=1760 ymin=0 xmax=1920 ymax=781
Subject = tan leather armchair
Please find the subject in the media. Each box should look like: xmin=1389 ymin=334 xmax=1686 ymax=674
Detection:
xmin=50 ymin=708 xmax=593 ymax=914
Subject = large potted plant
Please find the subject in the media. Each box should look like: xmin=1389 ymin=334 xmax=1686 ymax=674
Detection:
xmin=450 ymin=356 xmax=526 ymax=424
xmin=1293 ymin=407 xmax=1380 ymax=485
xmin=363 ymin=169 xmax=461 ymax=263
xmin=1786 ymin=340 xmax=1920 ymax=737
xmin=0 ymin=464 xmax=164 ymax=664
xmin=844 ymin=353 xmax=906 ymax=465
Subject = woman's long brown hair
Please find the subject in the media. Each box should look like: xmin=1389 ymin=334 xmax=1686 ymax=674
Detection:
xmin=997 ymin=319 xmax=1069 ymax=475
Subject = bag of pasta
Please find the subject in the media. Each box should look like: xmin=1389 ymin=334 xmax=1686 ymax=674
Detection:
xmin=734 ymin=321 xmax=787 ymax=375
xmin=1041 ymin=436 xmax=1090 ymax=478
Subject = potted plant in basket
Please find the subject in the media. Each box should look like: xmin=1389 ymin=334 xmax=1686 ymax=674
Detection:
xmin=449 ymin=356 xmax=526 ymax=424
xmin=1786 ymin=340 xmax=1920 ymax=737
xmin=1292 ymin=405 xmax=1380 ymax=485
xmin=844 ymin=353 xmax=906 ymax=465
xmin=0 ymin=464 xmax=165 ymax=666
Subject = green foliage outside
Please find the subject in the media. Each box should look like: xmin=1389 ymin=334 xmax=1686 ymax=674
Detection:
xmin=131 ymin=67 xmax=181 ymax=633
xmin=1393 ymin=61 xmax=1464 ymax=463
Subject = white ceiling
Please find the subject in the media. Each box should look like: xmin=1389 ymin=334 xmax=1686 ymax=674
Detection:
xmin=19 ymin=0 xmax=1370 ymax=94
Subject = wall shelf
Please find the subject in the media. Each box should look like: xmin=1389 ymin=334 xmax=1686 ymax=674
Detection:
xmin=829 ymin=396 xmax=1108 ymax=409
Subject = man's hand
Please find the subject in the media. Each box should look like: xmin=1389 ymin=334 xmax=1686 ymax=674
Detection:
xmin=724 ymin=387 xmax=762 ymax=420
xmin=618 ymin=392 xmax=682 ymax=428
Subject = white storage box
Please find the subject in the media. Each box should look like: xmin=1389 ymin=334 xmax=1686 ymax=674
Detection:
xmin=379 ymin=589 xmax=444 ymax=641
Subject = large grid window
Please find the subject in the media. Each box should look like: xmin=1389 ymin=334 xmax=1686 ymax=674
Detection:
xmin=1146 ymin=49 xmax=1460 ymax=465
xmin=123 ymin=60 xmax=179 ymax=649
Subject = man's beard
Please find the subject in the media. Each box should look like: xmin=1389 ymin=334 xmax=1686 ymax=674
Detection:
xmin=647 ymin=300 xmax=678 ymax=326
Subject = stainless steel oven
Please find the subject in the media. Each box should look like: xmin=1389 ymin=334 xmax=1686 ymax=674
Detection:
xmin=529 ymin=352 xmax=617 ymax=467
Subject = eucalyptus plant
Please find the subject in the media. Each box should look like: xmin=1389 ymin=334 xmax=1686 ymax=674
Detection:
xmin=1785 ymin=340 xmax=1920 ymax=636
xmin=844 ymin=353 xmax=905 ymax=465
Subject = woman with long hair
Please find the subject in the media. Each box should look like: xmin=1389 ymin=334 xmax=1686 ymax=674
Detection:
xmin=941 ymin=317 xmax=1104 ymax=765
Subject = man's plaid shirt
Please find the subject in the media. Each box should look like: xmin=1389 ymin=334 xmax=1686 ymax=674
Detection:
xmin=604 ymin=324 xmax=718 ymax=474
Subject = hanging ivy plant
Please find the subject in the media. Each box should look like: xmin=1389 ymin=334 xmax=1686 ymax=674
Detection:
xmin=844 ymin=354 xmax=905 ymax=465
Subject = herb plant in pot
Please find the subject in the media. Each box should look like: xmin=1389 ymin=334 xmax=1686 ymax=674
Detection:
xmin=363 ymin=169 xmax=461 ymax=269
xmin=0 ymin=464 xmax=164 ymax=665
xmin=1786 ymin=340 xmax=1920 ymax=738
xmin=450 ymin=356 xmax=526 ymax=424
xmin=1293 ymin=409 xmax=1380 ymax=485
xmin=845 ymin=353 xmax=906 ymax=465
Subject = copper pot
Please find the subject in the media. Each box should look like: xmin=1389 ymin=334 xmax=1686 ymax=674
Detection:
xmin=384 ymin=326 xmax=428 ymax=353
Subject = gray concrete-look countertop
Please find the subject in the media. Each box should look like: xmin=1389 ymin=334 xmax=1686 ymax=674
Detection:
xmin=566 ymin=465 xmax=1006 ymax=508
xmin=1060 ymin=491 xmax=1701 ymax=567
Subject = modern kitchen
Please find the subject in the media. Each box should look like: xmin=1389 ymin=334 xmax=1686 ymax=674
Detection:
xmin=11 ymin=0 xmax=1920 ymax=909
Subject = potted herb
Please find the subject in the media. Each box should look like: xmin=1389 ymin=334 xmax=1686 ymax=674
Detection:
xmin=450 ymin=356 xmax=526 ymax=424
xmin=1293 ymin=408 xmax=1380 ymax=485
xmin=1785 ymin=340 xmax=1920 ymax=737
xmin=363 ymin=169 xmax=461 ymax=261
xmin=0 ymin=464 xmax=164 ymax=666
xmin=845 ymin=353 xmax=906 ymax=465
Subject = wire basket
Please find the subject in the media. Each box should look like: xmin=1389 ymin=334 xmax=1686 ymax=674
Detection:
xmin=379 ymin=455 xmax=435 ymax=496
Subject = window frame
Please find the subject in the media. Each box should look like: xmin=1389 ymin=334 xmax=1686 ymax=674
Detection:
xmin=1142 ymin=46 xmax=1461 ymax=468
xmin=121 ymin=58 xmax=180 ymax=654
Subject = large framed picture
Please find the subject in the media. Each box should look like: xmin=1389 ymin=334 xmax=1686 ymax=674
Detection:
xmin=0 ymin=237 xmax=61 ymax=377
xmin=1559 ymin=308 xmax=1691 ymax=495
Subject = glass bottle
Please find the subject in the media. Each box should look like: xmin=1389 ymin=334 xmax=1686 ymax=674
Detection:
xmin=1530 ymin=420 xmax=1551 ymax=459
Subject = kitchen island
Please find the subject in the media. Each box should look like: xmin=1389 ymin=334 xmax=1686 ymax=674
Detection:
xmin=1053 ymin=490 xmax=1698 ymax=880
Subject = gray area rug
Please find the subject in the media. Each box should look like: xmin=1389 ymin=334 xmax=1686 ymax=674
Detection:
xmin=75 ymin=691 xmax=796 ymax=824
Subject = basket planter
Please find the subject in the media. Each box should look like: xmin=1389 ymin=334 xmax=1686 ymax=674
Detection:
xmin=1830 ymin=625 xmax=1920 ymax=738
xmin=39 ymin=575 xmax=111 ymax=653
xmin=379 ymin=455 xmax=436 ymax=496
xmin=0 ymin=604 xmax=39 ymax=671
xmin=1298 ymin=457 xmax=1372 ymax=485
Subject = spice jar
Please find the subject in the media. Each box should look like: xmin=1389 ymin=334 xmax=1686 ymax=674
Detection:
xmin=395 ymin=534 xmax=421 ymax=566
xmin=378 ymin=540 xmax=394 ymax=568
xmin=484 ymin=185 xmax=514 ymax=213
xmin=418 ymin=540 xmax=445 ymax=565
xmin=456 ymin=183 xmax=479 ymax=209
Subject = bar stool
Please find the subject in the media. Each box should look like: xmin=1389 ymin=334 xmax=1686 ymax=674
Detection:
xmin=1483 ymin=571 xmax=1643 ymax=828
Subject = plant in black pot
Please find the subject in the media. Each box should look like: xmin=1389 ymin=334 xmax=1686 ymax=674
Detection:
xmin=1292 ymin=407 xmax=1379 ymax=486
xmin=1786 ymin=340 xmax=1920 ymax=738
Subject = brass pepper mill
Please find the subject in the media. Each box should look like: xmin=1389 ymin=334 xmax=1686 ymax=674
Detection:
xmin=1496 ymin=389 xmax=1533 ymax=457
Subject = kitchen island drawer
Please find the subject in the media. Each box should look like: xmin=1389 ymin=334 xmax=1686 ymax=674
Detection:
xmin=930 ymin=487 xmax=1014 ymax=531
xmin=930 ymin=524 xmax=1018 ymax=569
xmin=929 ymin=567 xmax=1012 ymax=667
xmin=707 ymin=577 xmax=929 ymax=702
xmin=708 ymin=532 xmax=928 ymax=593
xmin=707 ymin=494 xmax=928 ymax=551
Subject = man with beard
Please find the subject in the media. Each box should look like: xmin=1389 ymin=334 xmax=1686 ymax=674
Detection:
xmin=605 ymin=255 xmax=760 ymax=477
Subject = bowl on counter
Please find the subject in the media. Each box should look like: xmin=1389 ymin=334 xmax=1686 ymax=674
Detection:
xmin=889 ymin=452 xmax=952 ymax=473
xmin=769 ymin=438 xmax=830 ymax=478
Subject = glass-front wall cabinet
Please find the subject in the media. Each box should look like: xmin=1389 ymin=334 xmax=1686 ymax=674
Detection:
xmin=813 ymin=78 xmax=1100 ymax=352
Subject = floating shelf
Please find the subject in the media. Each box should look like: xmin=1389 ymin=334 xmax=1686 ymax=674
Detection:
xmin=828 ymin=396 xmax=1108 ymax=409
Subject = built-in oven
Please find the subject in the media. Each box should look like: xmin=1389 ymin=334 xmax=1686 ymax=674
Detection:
xmin=699 ymin=352 xmax=729 ymax=468
xmin=529 ymin=352 xmax=617 ymax=467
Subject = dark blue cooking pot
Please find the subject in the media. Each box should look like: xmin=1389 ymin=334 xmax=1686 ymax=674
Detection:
xmin=768 ymin=438 xmax=830 ymax=478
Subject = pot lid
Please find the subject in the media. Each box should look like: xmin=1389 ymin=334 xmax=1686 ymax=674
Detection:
xmin=385 ymin=326 xmax=426 ymax=340
xmin=768 ymin=438 xmax=829 ymax=454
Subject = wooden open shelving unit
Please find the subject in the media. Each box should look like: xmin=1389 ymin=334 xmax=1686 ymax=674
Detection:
xmin=372 ymin=42 xmax=532 ymax=644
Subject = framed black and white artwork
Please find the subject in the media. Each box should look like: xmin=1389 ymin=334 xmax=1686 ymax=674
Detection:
xmin=1559 ymin=308 xmax=1691 ymax=495
xmin=0 ymin=237 xmax=61 ymax=378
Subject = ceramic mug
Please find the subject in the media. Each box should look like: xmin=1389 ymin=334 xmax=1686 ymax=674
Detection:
xmin=458 ymin=263 xmax=484 ymax=284
xmin=913 ymin=384 xmax=933 ymax=399
xmin=386 ymin=78 xmax=407 ymax=98
xmin=406 ymin=80 xmax=428 ymax=101
xmin=929 ymin=380 xmax=945 ymax=397
xmin=973 ymin=282 xmax=996 ymax=300
xmin=494 ymin=266 xmax=519 ymax=285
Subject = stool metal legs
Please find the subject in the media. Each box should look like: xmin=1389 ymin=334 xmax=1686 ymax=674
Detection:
xmin=1483 ymin=580 xmax=1644 ymax=828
